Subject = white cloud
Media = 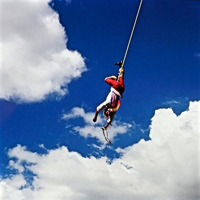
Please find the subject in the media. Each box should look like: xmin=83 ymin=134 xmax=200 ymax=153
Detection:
xmin=62 ymin=107 xmax=99 ymax=125
xmin=0 ymin=0 xmax=86 ymax=103
xmin=62 ymin=107 xmax=132 ymax=143
xmin=162 ymin=97 xmax=189 ymax=108
xmin=1 ymin=101 xmax=200 ymax=200
xmin=0 ymin=175 xmax=26 ymax=200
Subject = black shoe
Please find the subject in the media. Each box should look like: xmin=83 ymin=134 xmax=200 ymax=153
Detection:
xmin=114 ymin=61 xmax=123 ymax=67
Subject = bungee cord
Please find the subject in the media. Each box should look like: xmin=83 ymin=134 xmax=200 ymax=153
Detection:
xmin=121 ymin=0 xmax=143 ymax=69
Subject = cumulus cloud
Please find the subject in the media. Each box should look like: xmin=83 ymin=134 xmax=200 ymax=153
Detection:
xmin=1 ymin=101 xmax=200 ymax=200
xmin=0 ymin=0 xmax=86 ymax=103
xmin=1 ymin=175 xmax=26 ymax=200
xmin=62 ymin=107 xmax=99 ymax=125
xmin=62 ymin=107 xmax=132 ymax=143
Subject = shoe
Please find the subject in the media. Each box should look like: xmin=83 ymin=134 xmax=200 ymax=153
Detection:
xmin=114 ymin=61 xmax=123 ymax=67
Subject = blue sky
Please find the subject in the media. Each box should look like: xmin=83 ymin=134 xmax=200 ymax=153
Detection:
xmin=0 ymin=0 xmax=200 ymax=199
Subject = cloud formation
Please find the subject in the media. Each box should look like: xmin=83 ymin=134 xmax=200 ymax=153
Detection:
xmin=62 ymin=107 xmax=132 ymax=143
xmin=1 ymin=101 xmax=199 ymax=200
xmin=0 ymin=0 xmax=86 ymax=103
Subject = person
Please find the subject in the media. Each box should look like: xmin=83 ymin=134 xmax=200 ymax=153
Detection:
xmin=93 ymin=61 xmax=125 ymax=130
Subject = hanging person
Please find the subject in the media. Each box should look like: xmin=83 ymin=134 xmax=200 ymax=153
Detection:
xmin=93 ymin=61 xmax=125 ymax=130
xmin=93 ymin=0 xmax=143 ymax=138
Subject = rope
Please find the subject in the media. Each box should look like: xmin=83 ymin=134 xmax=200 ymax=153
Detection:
xmin=121 ymin=0 xmax=143 ymax=69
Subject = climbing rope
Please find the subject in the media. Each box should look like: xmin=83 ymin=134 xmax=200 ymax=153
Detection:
xmin=121 ymin=0 xmax=143 ymax=69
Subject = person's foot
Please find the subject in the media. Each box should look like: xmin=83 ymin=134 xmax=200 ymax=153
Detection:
xmin=93 ymin=110 xmax=99 ymax=122
xmin=93 ymin=116 xmax=97 ymax=122
xmin=114 ymin=61 xmax=123 ymax=68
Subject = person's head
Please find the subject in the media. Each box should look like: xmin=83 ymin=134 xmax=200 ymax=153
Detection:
xmin=103 ymin=107 xmax=110 ymax=118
